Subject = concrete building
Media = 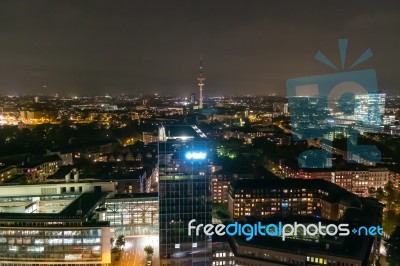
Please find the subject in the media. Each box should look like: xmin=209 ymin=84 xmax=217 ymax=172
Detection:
xmin=228 ymin=178 xmax=362 ymax=221
xmin=0 ymin=192 xmax=111 ymax=265
xmin=229 ymin=214 xmax=381 ymax=266
xmin=143 ymin=131 xmax=158 ymax=145
xmin=225 ymin=176 xmax=383 ymax=266
xmin=211 ymin=175 xmax=231 ymax=204
xmin=19 ymin=109 xmax=59 ymax=124
xmin=17 ymin=155 xmax=62 ymax=183
xmin=279 ymin=163 xmax=391 ymax=197
xmin=0 ymin=165 xmax=16 ymax=184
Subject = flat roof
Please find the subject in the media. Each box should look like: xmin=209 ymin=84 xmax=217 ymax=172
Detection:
xmin=164 ymin=125 xmax=208 ymax=140
xmin=230 ymin=178 xmax=362 ymax=207
xmin=0 ymin=192 xmax=108 ymax=221
xmin=229 ymin=215 xmax=374 ymax=262
xmin=112 ymin=192 xmax=158 ymax=199
xmin=0 ymin=165 xmax=16 ymax=172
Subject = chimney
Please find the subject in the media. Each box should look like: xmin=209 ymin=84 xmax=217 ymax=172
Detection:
xmin=65 ymin=173 xmax=71 ymax=183
xmin=95 ymin=207 xmax=107 ymax=222
xmin=74 ymin=172 xmax=79 ymax=183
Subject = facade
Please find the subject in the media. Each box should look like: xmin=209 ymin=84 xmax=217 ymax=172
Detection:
xmin=17 ymin=155 xmax=62 ymax=183
xmin=211 ymin=238 xmax=235 ymax=266
xmin=279 ymin=163 xmax=391 ymax=197
xmin=367 ymin=168 xmax=389 ymax=189
xmin=211 ymin=175 xmax=231 ymax=204
xmin=0 ymin=165 xmax=16 ymax=184
xmin=0 ymin=192 xmax=111 ymax=265
xmin=228 ymin=178 xmax=362 ymax=221
xmin=229 ymin=224 xmax=377 ymax=266
xmin=47 ymin=150 xmax=74 ymax=166
xmin=105 ymin=193 xmax=159 ymax=237
xmin=225 ymin=176 xmax=383 ymax=266
xmin=0 ymin=180 xmax=115 ymax=197
xmin=353 ymin=93 xmax=386 ymax=128
xmin=389 ymin=166 xmax=400 ymax=189
xmin=222 ymin=128 xmax=267 ymax=144
xmin=19 ymin=109 xmax=59 ymax=124
xmin=143 ymin=131 xmax=159 ymax=145
xmin=158 ymin=125 xmax=212 ymax=266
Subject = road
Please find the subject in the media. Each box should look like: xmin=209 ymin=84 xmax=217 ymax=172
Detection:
xmin=116 ymin=235 xmax=159 ymax=266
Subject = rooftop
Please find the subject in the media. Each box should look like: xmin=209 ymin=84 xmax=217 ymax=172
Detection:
xmin=231 ymin=216 xmax=373 ymax=263
xmin=20 ymin=154 xmax=61 ymax=168
xmin=164 ymin=125 xmax=207 ymax=140
xmin=0 ymin=192 xmax=108 ymax=221
xmin=230 ymin=178 xmax=362 ymax=207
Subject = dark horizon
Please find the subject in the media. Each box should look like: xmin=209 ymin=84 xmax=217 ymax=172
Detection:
xmin=0 ymin=0 xmax=399 ymax=96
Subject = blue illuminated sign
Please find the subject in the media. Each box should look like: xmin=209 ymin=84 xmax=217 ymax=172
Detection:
xmin=185 ymin=152 xmax=206 ymax=160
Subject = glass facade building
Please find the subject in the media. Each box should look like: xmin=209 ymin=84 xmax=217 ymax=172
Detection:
xmin=0 ymin=227 xmax=107 ymax=264
xmin=158 ymin=126 xmax=212 ymax=266
xmin=353 ymin=93 xmax=386 ymax=128
xmin=105 ymin=193 xmax=159 ymax=237
xmin=0 ymin=193 xmax=111 ymax=266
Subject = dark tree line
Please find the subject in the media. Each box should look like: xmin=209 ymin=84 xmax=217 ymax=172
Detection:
xmin=0 ymin=120 xmax=155 ymax=156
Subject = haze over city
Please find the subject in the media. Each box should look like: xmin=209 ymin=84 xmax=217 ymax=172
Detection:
xmin=0 ymin=0 xmax=399 ymax=96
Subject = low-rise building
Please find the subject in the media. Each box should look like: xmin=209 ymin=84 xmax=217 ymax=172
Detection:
xmin=0 ymin=165 xmax=16 ymax=184
xmin=0 ymin=192 xmax=111 ymax=265
xmin=279 ymin=163 xmax=391 ymax=197
xmin=17 ymin=155 xmax=62 ymax=183
xmin=228 ymin=178 xmax=362 ymax=221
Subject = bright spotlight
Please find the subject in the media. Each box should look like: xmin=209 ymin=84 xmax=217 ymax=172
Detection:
xmin=185 ymin=152 xmax=206 ymax=160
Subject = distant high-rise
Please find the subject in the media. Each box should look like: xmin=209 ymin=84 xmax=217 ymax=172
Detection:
xmin=353 ymin=93 xmax=386 ymax=128
xmin=197 ymin=56 xmax=205 ymax=109
xmin=189 ymin=93 xmax=196 ymax=104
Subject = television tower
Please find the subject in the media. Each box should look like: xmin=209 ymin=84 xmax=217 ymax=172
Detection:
xmin=197 ymin=55 xmax=205 ymax=109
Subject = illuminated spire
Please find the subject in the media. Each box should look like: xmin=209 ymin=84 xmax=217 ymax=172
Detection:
xmin=197 ymin=55 xmax=205 ymax=109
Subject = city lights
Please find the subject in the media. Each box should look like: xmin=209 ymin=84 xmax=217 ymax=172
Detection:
xmin=0 ymin=2 xmax=396 ymax=266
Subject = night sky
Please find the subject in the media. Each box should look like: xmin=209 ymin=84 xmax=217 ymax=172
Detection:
xmin=0 ymin=0 xmax=399 ymax=96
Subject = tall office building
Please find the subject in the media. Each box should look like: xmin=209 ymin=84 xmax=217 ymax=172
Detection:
xmin=158 ymin=125 xmax=212 ymax=266
xmin=353 ymin=93 xmax=386 ymax=128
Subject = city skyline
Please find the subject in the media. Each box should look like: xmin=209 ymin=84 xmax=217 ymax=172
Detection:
xmin=0 ymin=1 xmax=399 ymax=96
xmin=0 ymin=1 xmax=400 ymax=265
